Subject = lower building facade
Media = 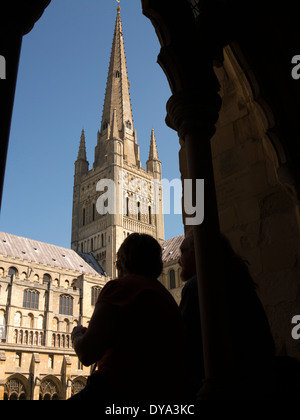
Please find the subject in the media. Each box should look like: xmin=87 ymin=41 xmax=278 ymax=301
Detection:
xmin=0 ymin=232 xmax=107 ymax=400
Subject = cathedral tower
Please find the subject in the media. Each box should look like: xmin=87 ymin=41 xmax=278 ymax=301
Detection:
xmin=71 ymin=7 xmax=164 ymax=278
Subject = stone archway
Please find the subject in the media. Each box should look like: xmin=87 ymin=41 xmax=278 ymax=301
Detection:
xmin=71 ymin=376 xmax=87 ymax=398
xmin=39 ymin=376 xmax=62 ymax=401
xmin=4 ymin=374 xmax=30 ymax=400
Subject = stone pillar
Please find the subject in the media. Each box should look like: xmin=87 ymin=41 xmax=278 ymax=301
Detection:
xmin=166 ymin=90 xmax=235 ymax=387
xmin=30 ymin=353 xmax=41 ymax=400
xmin=0 ymin=351 xmax=6 ymax=400
xmin=63 ymin=355 xmax=72 ymax=400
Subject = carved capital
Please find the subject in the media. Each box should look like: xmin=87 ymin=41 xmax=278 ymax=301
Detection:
xmin=166 ymin=89 xmax=222 ymax=140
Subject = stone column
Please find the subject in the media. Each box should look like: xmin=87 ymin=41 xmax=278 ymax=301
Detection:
xmin=166 ymin=89 xmax=235 ymax=387
xmin=30 ymin=353 xmax=41 ymax=400
xmin=0 ymin=351 xmax=6 ymax=400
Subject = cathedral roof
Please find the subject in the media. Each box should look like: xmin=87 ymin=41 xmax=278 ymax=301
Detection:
xmin=161 ymin=234 xmax=184 ymax=263
xmin=0 ymin=231 xmax=105 ymax=277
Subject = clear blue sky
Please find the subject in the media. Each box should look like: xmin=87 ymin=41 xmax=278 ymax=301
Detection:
xmin=0 ymin=0 xmax=184 ymax=248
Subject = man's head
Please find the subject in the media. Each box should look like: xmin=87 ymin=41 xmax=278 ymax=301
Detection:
xmin=179 ymin=233 xmax=196 ymax=282
xmin=116 ymin=233 xmax=163 ymax=279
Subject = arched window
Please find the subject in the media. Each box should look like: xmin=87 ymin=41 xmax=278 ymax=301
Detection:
xmin=169 ymin=270 xmax=176 ymax=289
xmin=52 ymin=317 xmax=58 ymax=332
xmin=64 ymin=319 xmax=70 ymax=333
xmin=8 ymin=267 xmax=18 ymax=280
xmin=148 ymin=206 xmax=152 ymax=224
xmin=91 ymin=286 xmax=102 ymax=306
xmin=4 ymin=378 xmax=27 ymax=400
xmin=59 ymin=295 xmax=73 ymax=316
xmin=125 ymin=120 xmax=132 ymax=129
xmin=43 ymin=274 xmax=51 ymax=285
xmin=37 ymin=315 xmax=44 ymax=330
xmin=72 ymin=379 xmax=86 ymax=397
xmin=115 ymin=70 xmax=120 ymax=78
xmin=28 ymin=313 xmax=34 ymax=329
xmin=39 ymin=380 xmax=59 ymax=401
xmin=126 ymin=197 xmax=129 ymax=217
xmin=23 ymin=290 xmax=39 ymax=310
xmin=14 ymin=312 xmax=22 ymax=327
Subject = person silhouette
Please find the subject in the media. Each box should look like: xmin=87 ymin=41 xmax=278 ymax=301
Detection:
xmin=179 ymin=231 xmax=276 ymax=399
xmin=70 ymin=233 xmax=186 ymax=402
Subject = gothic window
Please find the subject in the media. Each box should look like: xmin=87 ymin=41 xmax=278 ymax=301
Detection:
xmin=23 ymin=290 xmax=39 ymax=310
xmin=169 ymin=270 xmax=176 ymax=289
xmin=91 ymin=286 xmax=102 ymax=306
xmin=4 ymin=378 xmax=27 ymax=400
xmin=103 ymin=120 xmax=108 ymax=131
xmin=39 ymin=380 xmax=59 ymax=400
xmin=72 ymin=379 xmax=85 ymax=397
xmin=148 ymin=206 xmax=152 ymax=224
xmin=115 ymin=70 xmax=120 ymax=78
xmin=59 ymin=295 xmax=73 ymax=316
xmin=125 ymin=120 xmax=132 ymax=129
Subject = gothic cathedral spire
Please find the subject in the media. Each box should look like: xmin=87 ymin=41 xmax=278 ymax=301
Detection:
xmin=94 ymin=7 xmax=140 ymax=168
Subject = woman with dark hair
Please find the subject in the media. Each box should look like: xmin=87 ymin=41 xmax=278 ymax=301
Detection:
xmin=70 ymin=233 xmax=186 ymax=402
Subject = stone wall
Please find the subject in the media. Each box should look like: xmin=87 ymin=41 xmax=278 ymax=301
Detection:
xmin=212 ymin=46 xmax=300 ymax=359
